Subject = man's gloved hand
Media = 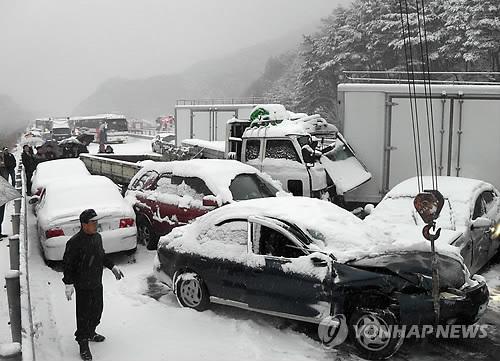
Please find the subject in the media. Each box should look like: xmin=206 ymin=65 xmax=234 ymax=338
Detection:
xmin=65 ymin=284 xmax=75 ymax=301
xmin=111 ymin=266 xmax=124 ymax=280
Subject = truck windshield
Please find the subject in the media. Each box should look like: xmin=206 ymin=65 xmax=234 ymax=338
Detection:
xmin=53 ymin=128 xmax=70 ymax=134
xmin=229 ymin=173 xmax=278 ymax=201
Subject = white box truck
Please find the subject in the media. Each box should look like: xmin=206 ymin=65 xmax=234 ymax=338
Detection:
xmin=337 ymin=82 xmax=500 ymax=204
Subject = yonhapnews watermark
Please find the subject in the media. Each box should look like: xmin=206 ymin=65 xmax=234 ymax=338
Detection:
xmin=318 ymin=314 xmax=488 ymax=349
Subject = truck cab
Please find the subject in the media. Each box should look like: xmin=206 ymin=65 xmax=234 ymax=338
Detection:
xmin=226 ymin=105 xmax=372 ymax=205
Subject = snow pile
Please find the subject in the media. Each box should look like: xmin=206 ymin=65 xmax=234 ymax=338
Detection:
xmin=135 ymin=159 xmax=285 ymax=205
xmin=160 ymin=197 xmax=462 ymax=264
xmin=245 ymin=104 xmax=337 ymax=138
xmin=181 ymin=139 xmax=225 ymax=152
xmin=0 ymin=342 xmax=21 ymax=357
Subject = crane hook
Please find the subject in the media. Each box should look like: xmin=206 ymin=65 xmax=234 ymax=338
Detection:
xmin=423 ymin=223 xmax=441 ymax=242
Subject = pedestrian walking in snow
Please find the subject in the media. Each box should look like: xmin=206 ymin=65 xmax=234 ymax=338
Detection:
xmin=62 ymin=209 xmax=124 ymax=361
xmin=21 ymin=145 xmax=36 ymax=195
xmin=3 ymin=147 xmax=17 ymax=187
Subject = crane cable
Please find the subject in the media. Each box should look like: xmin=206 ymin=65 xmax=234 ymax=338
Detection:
xmin=399 ymin=0 xmax=443 ymax=326
xmin=398 ymin=0 xmax=423 ymax=193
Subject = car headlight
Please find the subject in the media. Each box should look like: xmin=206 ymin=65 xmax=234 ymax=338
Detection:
xmin=490 ymin=222 xmax=500 ymax=240
xmin=440 ymin=289 xmax=466 ymax=301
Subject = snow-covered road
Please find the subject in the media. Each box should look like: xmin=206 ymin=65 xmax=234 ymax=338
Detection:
xmin=4 ymin=135 xmax=499 ymax=361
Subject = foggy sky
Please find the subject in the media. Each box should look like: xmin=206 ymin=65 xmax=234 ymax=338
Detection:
xmin=0 ymin=0 xmax=345 ymax=116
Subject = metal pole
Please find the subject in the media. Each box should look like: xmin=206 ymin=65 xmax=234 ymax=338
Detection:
xmin=15 ymin=176 xmax=21 ymax=188
xmin=8 ymin=236 xmax=20 ymax=271
xmin=455 ymin=93 xmax=464 ymax=176
xmin=11 ymin=214 xmax=20 ymax=236
xmin=5 ymin=271 xmax=21 ymax=343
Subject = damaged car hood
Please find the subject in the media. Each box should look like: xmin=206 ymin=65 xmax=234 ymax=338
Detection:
xmin=347 ymin=251 xmax=467 ymax=290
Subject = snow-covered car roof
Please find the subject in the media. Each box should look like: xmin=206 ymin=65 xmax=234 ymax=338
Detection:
xmin=162 ymin=197 xmax=462 ymax=263
xmin=32 ymin=158 xmax=91 ymax=193
xmin=385 ymin=176 xmax=495 ymax=203
xmin=38 ymin=175 xmax=133 ymax=224
xmin=134 ymin=159 xmax=284 ymax=204
xmin=365 ymin=176 xmax=498 ymax=232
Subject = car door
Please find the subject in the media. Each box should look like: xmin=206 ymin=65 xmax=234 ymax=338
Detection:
xmin=192 ymin=220 xmax=250 ymax=303
xmin=469 ymin=191 xmax=496 ymax=273
xmin=245 ymin=216 xmax=332 ymax=322
xmin=150 ymin=173 xmax=183 ymax=235
xmin=261 ymin=138 xmax=311 ymax=197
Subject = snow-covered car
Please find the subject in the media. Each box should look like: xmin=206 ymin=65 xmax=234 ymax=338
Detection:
xmin=154 ymin=197 xmax=488 ymax=360
xmin=125 ymin=159 xmax=286 ymax=249
xmin=151 ymin=133 xmax=175 ymax=154
xmin=31 ymin=158 xmax=91 ymax=196
xmin=33 ymin=175 xmax=137 ymax=261
xmin=365 ymin=176 xmax=500 ymax=274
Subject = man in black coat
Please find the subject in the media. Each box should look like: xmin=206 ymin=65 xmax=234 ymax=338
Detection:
xmin=3 ymin=147 xmax=16 ymax=187
xmin=21 ymin=145 xmax=36 ymax=195
xmin=63 ymin=209 xmax=124 ymax=361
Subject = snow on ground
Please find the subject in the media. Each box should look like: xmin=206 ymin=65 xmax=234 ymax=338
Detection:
xmin=26 ymin=203 xmax=337 ymax=361
xmin=6 ymin=134 xmax=499 ymax=361
xmin=87 ymin=136 xmax=155 ymax=155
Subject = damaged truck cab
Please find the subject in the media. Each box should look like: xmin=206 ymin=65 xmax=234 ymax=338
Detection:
xmin=225 ymin=105 xmax=371 ymax=205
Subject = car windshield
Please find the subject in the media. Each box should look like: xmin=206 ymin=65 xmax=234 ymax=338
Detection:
xmin=369 ymin=196 xmax=469 ymax=231
xmin=229 ymin=173 xmax=278 ymax=201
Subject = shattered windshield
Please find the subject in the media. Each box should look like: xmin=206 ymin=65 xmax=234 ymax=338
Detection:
xmin=321 ymin=138 xmax=354 ymax=161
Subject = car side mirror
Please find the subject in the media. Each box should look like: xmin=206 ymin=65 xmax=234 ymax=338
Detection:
xmin=310 ymin=256 xmax=329 ymax=267
xmin=471 ymin=217 xmax=491 ymax=230
xmin=28 ymin=196 xmax=40 ymax=204
xmin=364 ymin=204 xmax=375 ymax=215
xmin=202 ymin=196 xmax=218 ymax=207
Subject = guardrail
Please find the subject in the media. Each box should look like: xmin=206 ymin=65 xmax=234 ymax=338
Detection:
xmin=79 ymin=154 xmax=143 ymax=186
xmin=1 ymin=165 xmax=34 ymax=361
xmin=128 ymin=129 xmax=156 ymax=138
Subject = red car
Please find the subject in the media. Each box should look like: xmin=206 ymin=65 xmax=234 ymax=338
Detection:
xmin=125 ymin=159 xmax=285 ymax=249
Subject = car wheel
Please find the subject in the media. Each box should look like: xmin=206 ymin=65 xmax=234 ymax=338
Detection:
xmin=349 ymin=309 xmax=404 ymax=360
xmin=174 ymin=272 xmax=210 ymax=311
xmin=137 ymin=219 xmax=159 ymax=250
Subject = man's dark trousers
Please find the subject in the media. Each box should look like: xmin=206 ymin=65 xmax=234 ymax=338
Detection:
xmin=8 ymin=169 xmax=15 ymax=187
xmin=75 ymin=286 xmax=103 ymax=341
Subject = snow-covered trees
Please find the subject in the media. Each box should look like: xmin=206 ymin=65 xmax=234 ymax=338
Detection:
xmin=249 ymin=0 xmax=500 ymax=125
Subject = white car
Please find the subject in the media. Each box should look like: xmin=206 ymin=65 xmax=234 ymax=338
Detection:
xmin=365 ymin=176 xmax=500 ymax=274
xmin=151 ymin=133 xmax=175 ymax=154
xmin=31 ymin=158 xmax=91 ymax=196
xmin=33 ymin=175 xmax=137 ymax=261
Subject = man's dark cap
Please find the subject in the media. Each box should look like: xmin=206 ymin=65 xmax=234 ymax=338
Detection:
xmin=80 ymin=209 xmax=98 ymax=224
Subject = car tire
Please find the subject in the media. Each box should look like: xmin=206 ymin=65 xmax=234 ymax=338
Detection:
xmin=174 ymin=272 xmax=210 ymax=311
xmin=348 ymin=309 xmax=404 ymax=360
xmin=137 ymin=218 xmax=159 ymax=250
